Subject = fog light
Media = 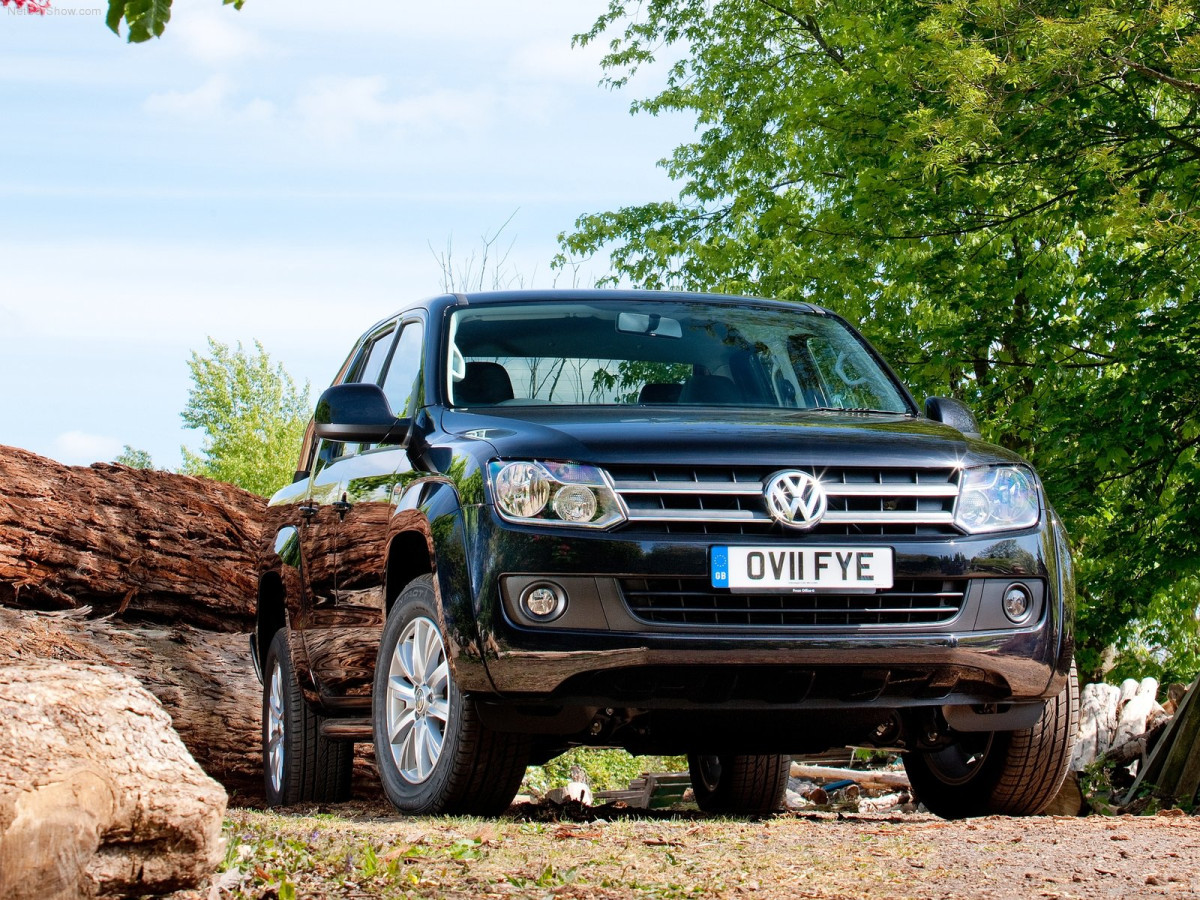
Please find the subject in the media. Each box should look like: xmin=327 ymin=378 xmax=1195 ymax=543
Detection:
xmin=521 ymin=582 xmax=567 ymax=622
xmin=1003 ymin=584 xmax=1033 ymax=623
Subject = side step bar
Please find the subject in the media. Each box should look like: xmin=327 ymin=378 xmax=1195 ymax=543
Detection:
xmin=320 ymin=718 xmax=373 ymax=742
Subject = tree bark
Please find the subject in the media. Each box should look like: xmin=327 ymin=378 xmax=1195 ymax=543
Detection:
xmin=0 ymin=445 xmax=265 ymax=631
xmin=0 ymin=662 xmax=227 ymax=899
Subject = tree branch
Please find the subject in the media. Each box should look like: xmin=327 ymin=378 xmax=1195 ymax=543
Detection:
xmin=1113 ymin=54 xmax=1200 ymax=98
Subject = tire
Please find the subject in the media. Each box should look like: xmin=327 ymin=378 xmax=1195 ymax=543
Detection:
xmin=687 ymin=753 xmax=790 ymax=815
xmin=903 ymin=662 xmax=1079 ymax=819
xmin=262 ymin=629 xmax=353 ymax=806
xmin=373 ymin=575 xmax=530 ymax=815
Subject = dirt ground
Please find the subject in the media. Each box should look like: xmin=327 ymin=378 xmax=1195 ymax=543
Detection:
xmin=169 ymin=801 xmax=1200 ymax=900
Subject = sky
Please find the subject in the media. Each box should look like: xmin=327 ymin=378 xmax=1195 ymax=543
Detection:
xmin=0 ymin=0 xmax=692 ymax=469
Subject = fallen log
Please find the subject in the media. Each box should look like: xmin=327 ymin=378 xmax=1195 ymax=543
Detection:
xmin=0 ymin=662 xmax=226 ymax=899
xmin=0 ymin=445 xmax=264 ymax=631
xmin=0 ymin=606 xmax=381 ymax=800
xmin=0 ymin=605 xmax=262 ymax=797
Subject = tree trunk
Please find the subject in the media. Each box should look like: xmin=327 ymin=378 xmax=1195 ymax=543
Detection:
xmin=0 ymin=662 xmax=227 ymax=899
xmin=0 ymin=445 xmax=265 ymax=631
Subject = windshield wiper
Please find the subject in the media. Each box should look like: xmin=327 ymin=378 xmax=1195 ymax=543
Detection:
xmin=806 ymin=406 xmax=914 ymax=416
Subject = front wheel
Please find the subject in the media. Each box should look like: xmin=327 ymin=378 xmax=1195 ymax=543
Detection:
xmin=903 ymin=662 xmax=1079 ymax=818
xmin=372 ymin=575 xmax=529 ymax=815
xmin=687 ymin=753 xmax=790 ymax=815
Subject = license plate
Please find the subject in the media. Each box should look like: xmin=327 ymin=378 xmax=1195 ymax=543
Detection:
xmin=710 ymin=546 xmax=894 ymax=591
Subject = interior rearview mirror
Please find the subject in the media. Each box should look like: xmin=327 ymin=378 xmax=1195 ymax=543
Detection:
xmin=617 ymin=312 xmax=682 ymax=339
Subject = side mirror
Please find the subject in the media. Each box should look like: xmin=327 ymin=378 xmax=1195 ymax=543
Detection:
xmin=925 ymin=396 xmax=981 ymax=440
xmin=313 ymin=383 xmax=409 ymax=443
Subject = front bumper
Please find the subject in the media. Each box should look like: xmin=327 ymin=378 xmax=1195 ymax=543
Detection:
xmin=467 ymin=511 xmax=1073 ymax=709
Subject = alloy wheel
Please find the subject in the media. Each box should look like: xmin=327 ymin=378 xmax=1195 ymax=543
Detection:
xmin=267 ymin=660 xmax=286 ymax=794
xmin=386 ymin=616 xmax=452 ymax=783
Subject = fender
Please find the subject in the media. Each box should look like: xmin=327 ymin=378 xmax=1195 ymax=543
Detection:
xmin=387 ymin=477 xmax=495 ymax=694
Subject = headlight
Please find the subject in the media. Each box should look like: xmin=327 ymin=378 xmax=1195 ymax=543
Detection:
xmin=488 ymin=461 xmax=626 ymax=529
xmin=954 ymin=465 xmax=1041 ymax=534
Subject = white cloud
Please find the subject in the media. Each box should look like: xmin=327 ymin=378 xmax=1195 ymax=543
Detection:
xmin=144 ymin=74 xmax=233 ymax=118
xmin=50 ymin=431 xmax=123 ymax=466
xmin=143 ymin=74 xmax=276 ymax=123
xmin=507 ymin=36 xmax=608 ymax=87
xmin=294 ymin=76 xmax=493 ymax=144
xmin=176 ymin=7 xmax=269 ymax=65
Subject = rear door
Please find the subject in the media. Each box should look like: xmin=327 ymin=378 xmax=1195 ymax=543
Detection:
xmin=305 ymin=314 xmax=427 ymax=705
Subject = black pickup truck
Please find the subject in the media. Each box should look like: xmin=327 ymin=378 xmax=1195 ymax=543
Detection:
xmin=253 ymin=290 xmax=1076 ymax=818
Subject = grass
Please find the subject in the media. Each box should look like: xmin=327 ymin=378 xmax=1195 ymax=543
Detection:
xmin=177 ymin=803 xmax=936 ymax=900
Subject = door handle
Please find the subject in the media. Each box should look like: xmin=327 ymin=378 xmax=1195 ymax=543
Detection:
xmin=332 ymin=496 xmax=352 ymax=521
xmin=298 ymin=503 xmax=318 ymax=520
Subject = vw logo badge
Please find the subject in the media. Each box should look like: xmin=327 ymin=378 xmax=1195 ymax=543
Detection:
xmin=764 ymin=470 xmax=827 ymax=529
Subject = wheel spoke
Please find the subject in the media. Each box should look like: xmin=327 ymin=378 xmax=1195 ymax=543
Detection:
xmin=388 ymin=675 xmax=416 ymax=705
xmin=428 ymin=660 xmax=450 ymax=694
xmin=415 ymin=720 xmax=435 ymax=780
xmin=389 ymin=707 xmax=417 ymax=746
xmin=425 ymin=716 xmax=444 ymax=757
xmin=413 ymin=620 xmax=435 ymax=683
xmin=397 ymin=637 xmax=418 ymax=684
xmin=427 ymin=697 xmax=450 ymax=723
xmin=421 ymin=621 xmax=442 ymax=682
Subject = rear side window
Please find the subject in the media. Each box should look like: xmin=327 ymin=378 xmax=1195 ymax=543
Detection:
xmin=350 ymin=326 xmax=397 ymax=387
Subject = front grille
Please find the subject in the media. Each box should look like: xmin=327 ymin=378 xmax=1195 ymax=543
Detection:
xmin=620 ymin=576 xmax=967 ymax=629
xmin=608 ymin=465 xmax=961 ymax=536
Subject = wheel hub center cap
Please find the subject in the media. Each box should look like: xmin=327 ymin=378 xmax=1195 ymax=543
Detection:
xmin=414 ymin=686 xmax=428 ymax=716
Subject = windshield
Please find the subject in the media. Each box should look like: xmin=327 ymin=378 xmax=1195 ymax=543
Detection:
xmin=445 ymin=300 xmax=912 ymax=413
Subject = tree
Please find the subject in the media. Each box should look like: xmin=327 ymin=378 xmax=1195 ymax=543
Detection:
xmin=114 ymin=445 xmax=154 ymax=470
xmin=180 ymin=338 xmax=310 ymax=498
xmin=105 ymin=0 xmax=242 ymax=44
xmin=563 ymin=0 xmax=1200 ymax=679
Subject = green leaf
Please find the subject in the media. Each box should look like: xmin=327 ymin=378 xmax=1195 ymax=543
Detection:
xmin=105 ymin=0 xmax=124 ymax=35
xmin=109 ymin=0 xmax=172 ymax=42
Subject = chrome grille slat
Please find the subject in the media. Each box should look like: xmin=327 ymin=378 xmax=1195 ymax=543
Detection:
xmin=822 ymin=511 xmax=955 ymax=525
xmin=625 ymin=509 xmax=769 ymax=522
xmin=615 ymin=481 xmax=764 ymax=495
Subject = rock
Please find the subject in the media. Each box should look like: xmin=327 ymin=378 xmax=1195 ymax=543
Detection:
xmin=0 ymin=663 xmax=227 ymax=899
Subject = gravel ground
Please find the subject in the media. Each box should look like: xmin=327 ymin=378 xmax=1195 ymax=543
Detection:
xmin=169 ymin=801 xmax=1200 ymax=900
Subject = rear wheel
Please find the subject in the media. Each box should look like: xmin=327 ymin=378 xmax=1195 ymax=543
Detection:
xmin=262 ymin=630 xmax=352 ymax=806
xmin=373 ymin=575 xmax=529 ymax=815
xmin=687 ymin=753 xmax=790 ymax=815
xmin=903 ymin=662 xmax=1079 ymax=818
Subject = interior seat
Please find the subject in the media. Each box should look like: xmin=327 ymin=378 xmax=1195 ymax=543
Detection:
xmin=455 ymin=361 xmax=514 ymax=405
xmin=638 ymin=382 xmax=683 ymax=404
xmin=679 ymin=374 xmax=741 ymax=405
